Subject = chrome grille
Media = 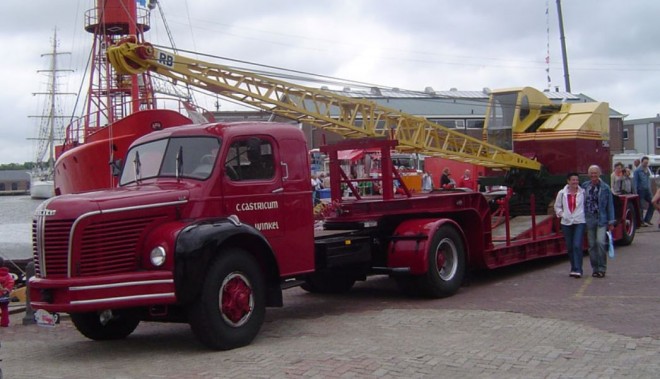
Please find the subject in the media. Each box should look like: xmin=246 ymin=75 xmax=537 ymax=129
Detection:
xmin=32 ymin=219 xmax=74 ymax=278
xmin=77 ymin=215 xmax=160 ymax=276
xmin=33 ymin=213 xmax=163 ymax=278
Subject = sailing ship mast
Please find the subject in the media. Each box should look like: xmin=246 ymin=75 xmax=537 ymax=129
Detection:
xmin=29 ymin=28 xmax=73 ymax=175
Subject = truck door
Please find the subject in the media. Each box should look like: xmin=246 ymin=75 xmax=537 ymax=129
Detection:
xmin=221 ymin=136 xmax=314 ymax=276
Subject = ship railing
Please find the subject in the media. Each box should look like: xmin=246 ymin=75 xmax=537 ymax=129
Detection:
xmin=61 ymin=97 xmax=212 ymax=150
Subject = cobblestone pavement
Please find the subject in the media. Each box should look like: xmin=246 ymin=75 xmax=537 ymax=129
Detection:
xmin=1 ymin=219 xmax=658 ymax=378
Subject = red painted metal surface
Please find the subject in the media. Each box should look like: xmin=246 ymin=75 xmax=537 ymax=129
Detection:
xmin=55 ymin=110 xmax=192 ymax=194
xmin=29 ymin=270 xmax=176 ymax=313
xmin=388 ymin=219 xmax=461 ymax=275
xmin=514 ymin=138 xmax=611 ymax=176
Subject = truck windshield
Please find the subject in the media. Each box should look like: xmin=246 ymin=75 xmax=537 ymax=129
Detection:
xmin=120 ymin=136 xmax=221 ymax=185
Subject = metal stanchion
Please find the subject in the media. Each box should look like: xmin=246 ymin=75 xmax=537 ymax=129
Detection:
xmin=22 ymin=261 xmax=36 ymax=325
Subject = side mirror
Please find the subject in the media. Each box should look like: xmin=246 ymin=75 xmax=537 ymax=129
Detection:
xmin=110 ymin=159 xmax=123 ymax=177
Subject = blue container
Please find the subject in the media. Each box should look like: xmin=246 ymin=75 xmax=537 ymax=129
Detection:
xmin=319 ymin=188 xmax=331 ymax=200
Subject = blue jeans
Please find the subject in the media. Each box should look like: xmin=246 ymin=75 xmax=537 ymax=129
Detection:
xmin=638 ymin=188 xmax=655 ymax=223
xmin=561 ymin=223 xmax=585 ymax=274
xmin=586 ymin=223 xmax=607 ymax=274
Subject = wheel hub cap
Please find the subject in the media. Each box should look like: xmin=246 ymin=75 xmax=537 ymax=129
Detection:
xmin=220 ymin=273 xmax=253 ymax=327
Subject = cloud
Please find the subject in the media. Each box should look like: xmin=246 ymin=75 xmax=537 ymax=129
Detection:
xmin=1 ymin=0 xmax=659 ymax=164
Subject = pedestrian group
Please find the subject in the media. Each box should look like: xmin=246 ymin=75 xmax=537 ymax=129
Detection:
xmin=555 ymin=157 xmax=658 ymax=280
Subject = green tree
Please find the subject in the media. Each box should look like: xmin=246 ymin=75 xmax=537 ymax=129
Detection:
xmin=0 ymin=162 xmax=35 ymax=170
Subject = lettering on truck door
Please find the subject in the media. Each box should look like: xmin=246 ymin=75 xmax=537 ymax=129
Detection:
xmin=223 ymin=136 xmax=284 ymax=237
xmin=221 ymin=136 xmax=315 ymax=275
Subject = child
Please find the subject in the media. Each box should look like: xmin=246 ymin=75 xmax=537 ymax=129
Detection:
xmin=0 ymin=257 xmax=15 ymax=327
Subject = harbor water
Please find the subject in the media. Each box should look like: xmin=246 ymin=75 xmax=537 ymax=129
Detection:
xmin=0 ymin=195 xmax=43 ymax=260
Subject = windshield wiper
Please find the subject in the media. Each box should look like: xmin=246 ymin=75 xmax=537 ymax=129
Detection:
xmin=175 ymin=145 xmax=183 ymax=180
xmin=133 ymin=151 xmax=142 ymax=183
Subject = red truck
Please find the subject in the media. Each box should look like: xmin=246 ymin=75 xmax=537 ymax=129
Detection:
xmin=30 ymin=121 xmax=639 ymax=350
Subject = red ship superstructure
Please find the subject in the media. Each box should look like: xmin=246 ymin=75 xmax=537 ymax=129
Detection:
xmin=55 ymin=0 xmax=191 ymax=195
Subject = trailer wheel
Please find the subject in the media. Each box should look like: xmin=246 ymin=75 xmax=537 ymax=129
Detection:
xmin=417 ymin=225 xmax=466 ymax=298
xmin=70 ymin=310 xmax=140 ymax=341
xmin=616 ymin=202 xmax=636 ymax=246
xmin=301 ymin=273 xmax=355 ymax=294
xmin=188 ymin=248 xmax=265 ymax=350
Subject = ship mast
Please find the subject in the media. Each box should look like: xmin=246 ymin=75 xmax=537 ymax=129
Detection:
xmin=29 ymin=28 xmax=73 ymax=172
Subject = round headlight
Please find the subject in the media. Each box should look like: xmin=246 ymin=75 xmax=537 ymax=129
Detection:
xmin=150 ymin=246 xmax=166 ymax=267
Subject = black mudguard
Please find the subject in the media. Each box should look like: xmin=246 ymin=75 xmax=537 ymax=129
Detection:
xmin=174 ymin=218 xmax=274 ymax=305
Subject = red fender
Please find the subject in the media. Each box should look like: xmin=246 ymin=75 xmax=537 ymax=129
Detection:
xmin=388 ymin=218 xmax=464 ymax=275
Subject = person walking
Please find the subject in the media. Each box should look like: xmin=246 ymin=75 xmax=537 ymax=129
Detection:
xmin=0 ymin=257 xmax=15 ymax=327
xmin=440 ymin=167 xmax=453 ymax=189
xmin=458 ymin=169 xmax=477 ymax=191
xmin=422 ymin=171 xmax=433 ymax=192
xmin=633 ymin=156 xmax=655 ymax=226
xmin=582 ymin=165 xmax=615 ymax=278
xmin=611 ymin=162 xmax=633 ymax=194
xmin=623 ymin=167 xmax=634 ymax=193
xmin=311 ymin=174 xmax=322 ymax=205
xmin=554 ymin=173 xmax=586 ymax=278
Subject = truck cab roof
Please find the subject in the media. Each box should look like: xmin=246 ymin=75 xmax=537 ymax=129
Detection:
xmin=131 ymin=121 xmax=304 ymax=146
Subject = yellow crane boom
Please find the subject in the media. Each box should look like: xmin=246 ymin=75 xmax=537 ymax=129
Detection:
xmin=107 ymin=39 xmax=541 ymax=170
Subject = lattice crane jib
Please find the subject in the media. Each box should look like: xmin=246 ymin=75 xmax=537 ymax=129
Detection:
xmin=107 ymin=40 xmax=542 ymax=171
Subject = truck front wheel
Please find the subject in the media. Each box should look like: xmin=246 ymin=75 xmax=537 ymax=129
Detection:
xmin=188 ymin=248 xmax=265 ymax=350
xmin=417 ymin=225 xmax=466 ymax=298
xmin=70 ymin=310 xmax=140 ymax=341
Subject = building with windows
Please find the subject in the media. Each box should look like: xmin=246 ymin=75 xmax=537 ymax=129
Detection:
xmin=621 ymin=115 xmax=660 ymax=155
xmin=0 ymin=170 xmax=30 ymax=195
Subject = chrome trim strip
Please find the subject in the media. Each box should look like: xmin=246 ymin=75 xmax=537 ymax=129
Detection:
xmin=35 ymin=197 xmax=57 ymax=277
xmin=68 ymin=210 xmax=101 ymax=277
xmin=69 ymin=279 xmax=173 ymax=291
xmin=70 ymin=292 xmax=176 ymax=305
xmin=67 ymin=199 xmax=188 ymax=277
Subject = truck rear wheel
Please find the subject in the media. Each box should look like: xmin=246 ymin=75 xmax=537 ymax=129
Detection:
xmin=417 ymin=225 xmax=466 ymax=298
xmin=70 ymin=310 xmax=140 ymax=341
xmin=188 ymin=248 xmax=265 ymax=350
xmin=616 ymin=202 xmax=636 ymax=246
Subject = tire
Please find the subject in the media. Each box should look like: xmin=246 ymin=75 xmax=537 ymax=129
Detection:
xmin=70 ymin=310 xmax=140 ymax=341
xmin=416 ymin=225 xmax=466 ymax=298
xmin=616 ymin=202 xmax=636 ymax=246
xmin=301 ymin=272 xmax=355 ymax=294
xmin=188 ymin=248 xmax=265 ymax=350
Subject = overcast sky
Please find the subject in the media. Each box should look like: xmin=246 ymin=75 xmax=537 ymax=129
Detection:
xmin=1 ymin=0 xmax=659 ymax=164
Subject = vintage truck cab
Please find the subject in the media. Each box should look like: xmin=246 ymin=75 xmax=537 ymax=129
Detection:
xmin=31 ymin=121 xmax=316 ymax=349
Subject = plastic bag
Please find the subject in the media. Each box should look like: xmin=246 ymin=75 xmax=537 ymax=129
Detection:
xmin=606 ymin=231 xmax=615 ymax=259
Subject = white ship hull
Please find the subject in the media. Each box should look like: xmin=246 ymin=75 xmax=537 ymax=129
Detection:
xmin=30 ymin=180 xmax=55 ymax=199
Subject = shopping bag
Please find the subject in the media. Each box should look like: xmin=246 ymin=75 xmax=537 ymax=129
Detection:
xmin=606 ymin=231 xmax=615 ymax=259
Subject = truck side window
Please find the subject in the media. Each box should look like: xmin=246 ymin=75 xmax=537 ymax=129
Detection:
xmin=224 ymin=138 xmax=275 ymax=181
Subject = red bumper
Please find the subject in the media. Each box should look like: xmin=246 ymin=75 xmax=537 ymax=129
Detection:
xmin=29 ymin=271 xmax=176 ymax=313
